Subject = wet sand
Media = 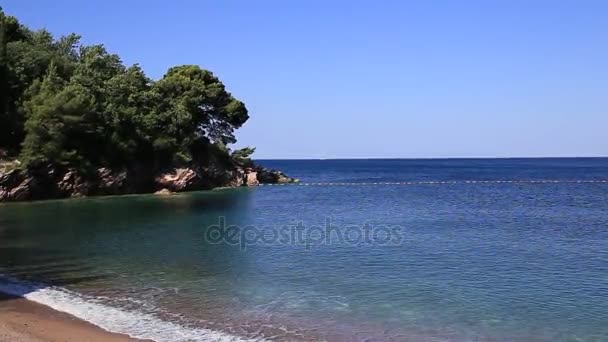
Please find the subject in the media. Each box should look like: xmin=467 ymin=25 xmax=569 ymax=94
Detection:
xmin=0 ymin=292 xmax=144 ymax=342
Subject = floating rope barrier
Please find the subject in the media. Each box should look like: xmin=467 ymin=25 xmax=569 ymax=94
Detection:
xmin=259 ymin=180 xmax=608 ymax=187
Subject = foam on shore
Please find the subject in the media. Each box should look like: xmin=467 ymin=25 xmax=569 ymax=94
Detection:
xmin=0 ymin=274 xmax=262 ymax=342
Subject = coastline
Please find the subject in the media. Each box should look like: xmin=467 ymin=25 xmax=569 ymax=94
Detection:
xmin=0 ymin=292 xmax=145 ymax=342
xmin=0 ymin=273 xmax=258 ymax=342
xmin=0 ymin=164 xmax=298 ymax=203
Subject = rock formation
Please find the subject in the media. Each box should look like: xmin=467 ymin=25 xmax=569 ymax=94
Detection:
xmin=0 ymin=162 xmax=298 ymax=202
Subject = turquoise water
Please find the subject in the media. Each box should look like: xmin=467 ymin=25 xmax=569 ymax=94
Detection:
xmin=1 ymin=158 xmax=607 ymax=341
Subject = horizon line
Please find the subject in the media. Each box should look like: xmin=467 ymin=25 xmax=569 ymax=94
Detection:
xmin=254 ymin=156 xmax=608 ymax=161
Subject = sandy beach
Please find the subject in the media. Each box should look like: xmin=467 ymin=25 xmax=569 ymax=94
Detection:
xmin=0 ymin=292 xmax=143 ymax=342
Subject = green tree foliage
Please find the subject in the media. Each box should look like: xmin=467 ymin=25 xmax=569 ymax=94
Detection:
xmin=20 ymin=63 xmax=96 ymax=167
xmin=147 ymin=65 xmax=248 ymax=164
xmin=0 ymin=8 xmax=250 ymax=171
xmin=231 ymin=146 xmax=256 ymax=167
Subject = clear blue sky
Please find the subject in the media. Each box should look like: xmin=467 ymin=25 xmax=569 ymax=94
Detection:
xmin=3 ymin=0 xmax=607 ymax=158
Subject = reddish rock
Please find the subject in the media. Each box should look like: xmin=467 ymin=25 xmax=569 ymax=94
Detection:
xmin=97 ymin=168 xmax=127 ymax=194
xmin=245 ymin=171 xmax=259 ymax=186
xmin=58 ymin=169 xmax=91 ymax=197
xmin=155 ymin=168 xmax=200 ymax=192
xmin=8 ymin=177 xmax=33 ymax=201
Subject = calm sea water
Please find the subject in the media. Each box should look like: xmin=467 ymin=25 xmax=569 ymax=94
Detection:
xmin=1 ymin=158 xmax=607 ymax=341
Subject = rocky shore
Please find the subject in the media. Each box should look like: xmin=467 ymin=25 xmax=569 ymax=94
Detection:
xmin=0 ymin=162 xmax=298 ymax=202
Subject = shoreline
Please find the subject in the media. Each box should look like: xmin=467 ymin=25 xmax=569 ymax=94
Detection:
xmin=0 ymin=292 xmax=145 ymax=342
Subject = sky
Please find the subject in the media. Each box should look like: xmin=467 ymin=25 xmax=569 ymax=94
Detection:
xmin=3 ymin=0 xmax=607 ymax=159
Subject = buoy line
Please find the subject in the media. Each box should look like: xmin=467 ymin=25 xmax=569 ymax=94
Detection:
xmin=259 ymin=179 xmax=608 ymax=187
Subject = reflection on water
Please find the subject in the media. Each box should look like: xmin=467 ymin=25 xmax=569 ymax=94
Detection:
xmin=0 ymin=190 xmax=252 ymax=288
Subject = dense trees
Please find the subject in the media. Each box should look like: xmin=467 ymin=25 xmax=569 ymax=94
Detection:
xmin=0 ymin=8 xmax=250 ymax=171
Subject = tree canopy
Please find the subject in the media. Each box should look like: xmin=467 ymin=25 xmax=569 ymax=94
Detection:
xmin=0 ymin=8 xmax=250 ymax=171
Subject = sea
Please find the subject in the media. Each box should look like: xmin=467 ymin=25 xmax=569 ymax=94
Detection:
xmin=0 ymin=158 xmax=607 ymax=341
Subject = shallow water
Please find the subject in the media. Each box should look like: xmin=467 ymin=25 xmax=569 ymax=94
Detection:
xmin=1 ymin=158 xmax=607 ymax=341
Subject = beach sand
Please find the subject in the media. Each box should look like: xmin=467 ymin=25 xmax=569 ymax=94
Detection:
xmin=0 ymin=292 xmax=144 ymax=342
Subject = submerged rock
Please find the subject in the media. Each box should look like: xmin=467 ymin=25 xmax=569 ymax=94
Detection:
xmin=154 ymin=188 xmax=174 ymax=196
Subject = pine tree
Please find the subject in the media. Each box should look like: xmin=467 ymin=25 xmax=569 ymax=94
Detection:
xmin=0 ymin=9 xmax=10 ymax=153
xmin=20 ymin=62 xmax=66 ymax=166
xmin=20 ymin=62 xmax=95 ymax=168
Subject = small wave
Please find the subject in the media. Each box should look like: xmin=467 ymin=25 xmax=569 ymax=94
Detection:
xmin=0 ymin=274 xmax=263 ymax=342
